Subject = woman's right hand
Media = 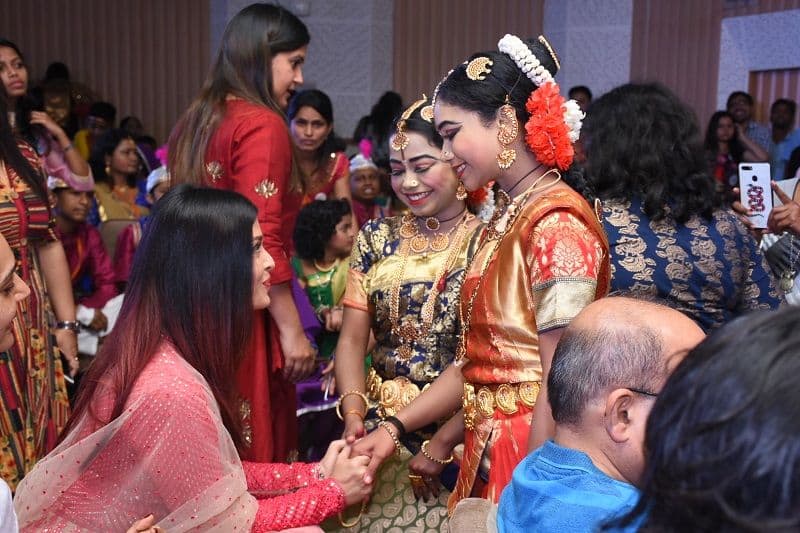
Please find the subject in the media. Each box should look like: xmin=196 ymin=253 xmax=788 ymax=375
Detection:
xmin=351 ymin=424 xmax=396 ymax=480
xmin=342 ymin=413 xmax=365 ymax=444
xmin=330 ymin=445 xmax=373 ymax=506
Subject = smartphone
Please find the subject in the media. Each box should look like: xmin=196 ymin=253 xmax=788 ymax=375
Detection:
xmin=739 ymin=163 xmax=773 ymax=229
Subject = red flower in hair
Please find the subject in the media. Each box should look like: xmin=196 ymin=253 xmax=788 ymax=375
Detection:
xmin=524 ymin=82 xmax=574 ymax=171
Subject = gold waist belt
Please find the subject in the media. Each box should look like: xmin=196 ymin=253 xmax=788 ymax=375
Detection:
xmin=366 ymin=367 xmax=430 ymax=418
xmin=463 ymin=381 xmax=541 ymax=431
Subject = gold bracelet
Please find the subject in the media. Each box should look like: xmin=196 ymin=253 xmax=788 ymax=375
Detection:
xmin=337 ymin=499 xmax=368 ymax=528
xmin=378 ymin=421 xmax=402 ymax=455
xmin=420 ymin=439 xmax=454 ymax=465
xmin=336 ymin=390 xmax=369 ymax=420
xmin=343 ymin=409 xmax=364 ymax=420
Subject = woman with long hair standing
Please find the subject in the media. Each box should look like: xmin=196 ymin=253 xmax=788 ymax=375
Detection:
xmin=168 ymin=2 xmax=316 ymax=462
xmin=704 ymin=110 xmax=768 ymax=192
xmin=352 ymin=36 xmax=610 ymax=513
xmin=0 ymin=39 xmax=91 ymax=191
xmin=89 ymin=128 xmax=148 ymax=222
xmin=0 ymin=92 xmax=79 ymax=491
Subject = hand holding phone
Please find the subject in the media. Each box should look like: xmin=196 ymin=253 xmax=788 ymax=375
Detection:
xmin=739 ymin=163 xmax=773 ymax=229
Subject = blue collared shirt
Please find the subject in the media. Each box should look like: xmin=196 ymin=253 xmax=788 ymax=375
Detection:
xmin=497 ymin=440 xmax=642 ymax=533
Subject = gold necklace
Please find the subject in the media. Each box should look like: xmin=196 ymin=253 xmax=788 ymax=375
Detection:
xmin=390 ymin=212 xmax=474 ymax=360
xmin=456 ymin=169 xmax=561 ymax=363
xmin=313 ymin=258 xmax=338 ymax=273
xmin=399 ymin=209 xmax=466 ymax=254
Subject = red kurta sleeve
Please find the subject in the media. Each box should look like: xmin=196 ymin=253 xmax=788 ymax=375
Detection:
xmin=225 ymin=110 xmax=294 ymax=284
xmin=250 ymin=478 xmax=345 ymax=532
xmin=242 ymin=460 xmax=322 ymax=492
xmin=80 ymin=225 xmax=119 ymax=309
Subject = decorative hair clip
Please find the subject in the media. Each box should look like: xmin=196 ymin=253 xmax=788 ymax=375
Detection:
xmin=466 ymin=57 xmax=493 ymax=81
xmin=391 ymin=94 xmax=429 ymax=151
xmin=420 ymin=105 xmax=434 ymax=122
xmin=538 ymin=35 xmax=560 ymax=71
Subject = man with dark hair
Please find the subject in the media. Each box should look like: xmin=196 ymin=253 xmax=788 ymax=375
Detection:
xmin=495 ymin=297 xmax=705 ymax=533
xmin=770 ymin=98 xmax=800 ymax=181
xmin=726 ymin=90 xmax=772 ymax=154
xmin=73 ymin=101 xmax=117 ymax=160
xmin=568 ymin=85 xmax=592 ymax=113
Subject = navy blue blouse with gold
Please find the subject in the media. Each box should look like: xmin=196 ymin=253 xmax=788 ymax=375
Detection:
xmin=342 ymin=216 xmax=482 ymax=386
xmin=603 ymin=197 xmax=782 ymax=331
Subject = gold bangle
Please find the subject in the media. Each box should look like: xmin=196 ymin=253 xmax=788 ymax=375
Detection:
xmin=378 ymin=421 xmax=402 ymax=455
xmin=337 ymin=499 xmax=367 ymax=528
xmin=420 ymin=439 xmax=454 ymax=465
xmin=336 ymin=390 xmax=369 ymax=420
xmin=344 ymin=409 xmax=364 ymax=420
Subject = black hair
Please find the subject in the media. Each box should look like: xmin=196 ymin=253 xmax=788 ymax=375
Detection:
xmin=89 ymin=128 xmax=139 ymax=187
xmin=771 ymin=98 xmax=797 ymax=118
xmin=0 ymin=87 xmax=48 ymax=204
xmin=568 ymin=85 xmax=592 ymax=101
xmin=611 ymin=307 xmax=800 ymax=531
xmin=582 ymin=83 xmax=721 ymax=223
xmin=88 ymin=101 xmax=117 ymax=123
xmin=65 ymin=184 xmax=258 ymax=451
xmin=44 ymin=61 xmax=70 ymax=81
xmin=287 ymin=88 xmax=346 ymax=158
xmin=354 ymin=91 xmax=403 ymax=143
xmin=726 ymin=90 xmax=754 ymax=109
xmin=787 ymin=146 xmax=800 ymax=180
xmin=704 ymin=110 xmax=745 ymax=162
xmin=436 ymin=37 xmax=593 ymax=200
xmin=293 ymin=199 xmax=352 ymax=261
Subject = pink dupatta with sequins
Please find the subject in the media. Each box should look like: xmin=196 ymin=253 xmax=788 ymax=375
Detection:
xmin=14 ymin=342 xmax=259 ymax=532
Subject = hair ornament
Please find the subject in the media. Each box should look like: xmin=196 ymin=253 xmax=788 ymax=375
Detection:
xmin=497 ymin=34 xmax=553 ymax=87
xmin=391 ymin=94 xmax=429 ymax=151
xmin=538 ymin=35 xmax=560 ymax=71
xmin=431 ymin=65 xmax=459 ymax=110
xmin=466 ymin=57 xmax=493 ymax=81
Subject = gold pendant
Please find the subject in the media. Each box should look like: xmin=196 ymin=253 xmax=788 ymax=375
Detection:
xmin=399 ymin=218 xmax=417 ymax=239
xmin=397 ymin=343 xmax=413 ymax=360
xmin=429 ymin=232 xmax=449 ymax=252
xmin=410 ymin=234 xmax=429 ymax=254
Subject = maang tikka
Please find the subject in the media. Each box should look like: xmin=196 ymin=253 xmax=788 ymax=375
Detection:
xmin=496 ymin=96 xmax=518 ymax=169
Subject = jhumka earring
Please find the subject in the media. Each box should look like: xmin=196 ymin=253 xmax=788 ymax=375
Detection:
xmin=104 ymin=163 xmax=111 ymax=175
xmin=456 ymin=180 xmax=468 ymax=201
xmin=496 ymin=97 xmax=518 ymax=170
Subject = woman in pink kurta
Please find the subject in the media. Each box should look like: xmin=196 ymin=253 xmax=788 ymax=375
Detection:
xmin=14 ymin=185 xmax=372 ymax=531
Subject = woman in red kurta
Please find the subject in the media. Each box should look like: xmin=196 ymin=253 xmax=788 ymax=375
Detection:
xmin=168 ymin=4 xmax=316 ymax=462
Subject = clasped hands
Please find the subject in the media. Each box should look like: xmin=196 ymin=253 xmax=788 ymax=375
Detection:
xmin=341 ymin=415 xmax=450 ymax=502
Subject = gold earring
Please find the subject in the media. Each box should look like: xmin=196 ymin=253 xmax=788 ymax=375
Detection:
xmin=456 ymin=180 xmax=467 ymax=201
xmin=496 ymin=101 xmax=518 ymax=170
xmin=104 ymin=163 xmax=111 ymax=175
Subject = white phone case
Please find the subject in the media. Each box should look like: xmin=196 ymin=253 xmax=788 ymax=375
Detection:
xmin=739 ymin=163 xmax=773 ymax=229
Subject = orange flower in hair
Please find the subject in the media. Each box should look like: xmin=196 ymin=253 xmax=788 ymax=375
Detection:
xmin=524 ymin=82 xmax=574 ymax=171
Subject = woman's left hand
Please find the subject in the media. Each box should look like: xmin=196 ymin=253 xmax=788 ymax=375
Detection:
xmin=408 ymin=443 xmax=448 ymax=502
xmin=324 ymin=306 xmax=344 ymax=332
xmin=126 ymin=514 xmax=164 ymax=533
xmin=54 ymin=329 xmax=79 ymax=377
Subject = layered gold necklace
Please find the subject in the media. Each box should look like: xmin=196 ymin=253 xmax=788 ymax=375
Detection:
xmin=455 ymin=169 xmax=561 ymax=362
xmin=390 ymin=211 xmax=474 ymax=360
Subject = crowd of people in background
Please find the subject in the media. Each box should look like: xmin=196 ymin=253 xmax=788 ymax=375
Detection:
xmin=0 ymin=2 xmax=799 ymax=531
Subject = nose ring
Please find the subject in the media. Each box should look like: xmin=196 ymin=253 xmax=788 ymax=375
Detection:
xmin=442 ymin=150 xmax=453 ymax=159
xmin=406 ymin=178 xmax=419 ymax=188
